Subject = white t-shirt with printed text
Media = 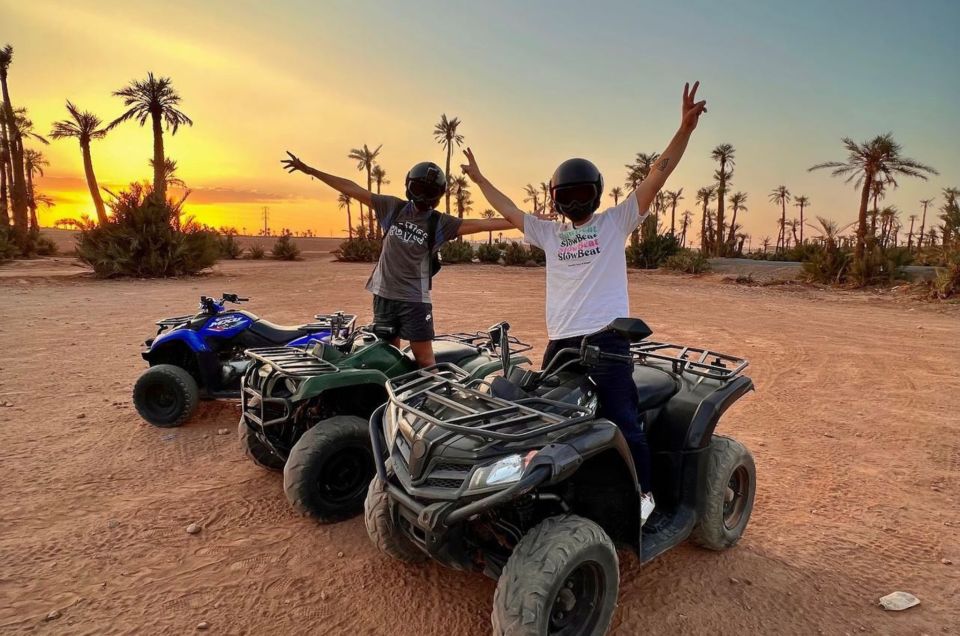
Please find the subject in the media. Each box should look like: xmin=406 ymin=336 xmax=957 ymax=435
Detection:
xmin=523 ymin=195 xmax=648 ymax=340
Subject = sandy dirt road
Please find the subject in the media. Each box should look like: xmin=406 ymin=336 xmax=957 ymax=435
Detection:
xmin=0 ymin=259 xmax=957 ymax=635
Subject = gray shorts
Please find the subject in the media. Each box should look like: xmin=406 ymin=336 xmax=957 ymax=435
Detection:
xmin=372 ymin=295 xmax=435 ymax=342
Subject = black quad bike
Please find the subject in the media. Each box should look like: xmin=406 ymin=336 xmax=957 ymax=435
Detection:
xmin=238 ymin=324 xmax=531 ymax=523
xmin=133 ymin=293 xmax=355 ymax=428
xmin=365 ymin=319 xmax=756 ymax=636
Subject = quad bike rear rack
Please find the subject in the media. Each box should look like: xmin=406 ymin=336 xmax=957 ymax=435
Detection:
xmin=632 ymin=342 xmax=748 ymax=382
xmin=244 ymin=346 xmax=340 ymax=376
xmin=386 ymin=363 xmax=592 ymax=443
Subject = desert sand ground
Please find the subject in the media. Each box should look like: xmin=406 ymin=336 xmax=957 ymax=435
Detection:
xmin=0 ymin=257 xmax=958 ymax=635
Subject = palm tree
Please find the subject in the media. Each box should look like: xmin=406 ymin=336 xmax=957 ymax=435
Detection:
xmin=761 ymin=236 xmax=772 ymax=253
xmin=679 ymin=210 xmax=693 ymax=247
xmin=768 ymin=186 xmax=791 ymax=252
xmin=726 ymin=191 xmax=748 ymax=247
xmin=0 ymin=45 xmax=30 ymax=240
xmin=906 ymin=214 xmax=918 ymax=249
xmin=540 ymin=182 xmax=551 ymax=215
xmin=695 ymin=186 xmax=716 ymax=253
xmin=523 ymin=183 xmax=542 ymax=215
xmin=110 ymin=72 xmax=192 ymax=201
xmin=809 ymin=133 xmax=937 ymax=268
xmin=624 ymin=152 xmax=659 ymax=190
xmin=50 ymin=101 xmax=111 ymax=224
xmin=941 ymin=187 xmax=960 ymax=248
xmin=371 ymin=165 xmax=389 ymax=194
xmin=711 ymin=143 xmax=735 ymax=255
xmin=23 ymin=148 xmax=48 ymax=231
xmin=793 ymin=195 xmax=810 ymax=245
xmin=609 ymin=186 xmax=623 ymax=206
xmin=337 ymin=193 xmax=354 ymax=240
xmin=917 ymin=197 xmax=934 ymax=249
xmin=665 ymin=189 xmax=684 ymax=236
xmin=450 ymin=175 xmax=472 ymax=219
xmin=348 ymin=143 xmax=382 ymax=236
xmin=433 ymin=114 xmax=463 ymax=215
xmin=481 ymin=209 xmax=496 ymax=244
xmin=149 ymin=157 xmax=186 ymax=190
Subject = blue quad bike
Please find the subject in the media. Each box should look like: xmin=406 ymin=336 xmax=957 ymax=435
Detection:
xmin=133 ymin=293 xmax=356 ymax=428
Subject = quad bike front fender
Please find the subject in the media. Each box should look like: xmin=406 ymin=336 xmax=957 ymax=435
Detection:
xmin=685 ymin=375 xmax=754 ymax=449
xmin=293 ymin=368 xmax=393 ymax=401
xmin=143 ymin=327 xmax=209 ymax=359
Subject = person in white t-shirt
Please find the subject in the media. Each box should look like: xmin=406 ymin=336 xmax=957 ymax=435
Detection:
xmin=461 ymin=82 xmax=708 ymax=524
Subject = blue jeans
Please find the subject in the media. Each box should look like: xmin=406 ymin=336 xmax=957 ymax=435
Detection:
xmin=542 ymin=331 xmax=652 ymax=491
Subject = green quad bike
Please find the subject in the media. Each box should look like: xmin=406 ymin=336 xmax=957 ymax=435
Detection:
xmin=239 ymin=323 xmax=531 ymax=523
xmin=365 ymin=319 xmax=756 ymax=635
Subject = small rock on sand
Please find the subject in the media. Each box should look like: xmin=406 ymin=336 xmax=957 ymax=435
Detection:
xmin=45 ymin=610 xmax=61 ymax=621
xmin=337 ymin=551 xmax=344 ymax=558
xmin=217 ymin=428 xmax=229 ymax=435
xmin=942 ymin=558 xmax=953 ymax=565
xmin=186 ymin=523 xmax=202 ymax=535
xmin=77 ymin=413 xmax=86 ymax=419
xmin=197 ymin=621 xmax=210 ymax=630
xmin=878 ymin=591 xmax=920 ymax=611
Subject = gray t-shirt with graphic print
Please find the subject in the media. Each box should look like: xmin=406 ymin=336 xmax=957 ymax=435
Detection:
xmin=365 ymin=194 xmax=462 ymax=303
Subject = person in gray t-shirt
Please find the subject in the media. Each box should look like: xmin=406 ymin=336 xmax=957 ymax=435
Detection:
xmin=281 ymin=153 xmax=514 ymax=366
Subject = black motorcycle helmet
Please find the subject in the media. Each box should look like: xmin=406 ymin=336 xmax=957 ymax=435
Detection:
xmin=405 ymin=162 xmax=446 ymax=210
xmin=550 ymin=158 xmax=604 ymax=222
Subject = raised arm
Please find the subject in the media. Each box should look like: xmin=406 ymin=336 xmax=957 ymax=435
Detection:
xmin=281 ymin=151 xmax=372 ymax=207
xmin=460 ymin=148 xmax=525 ymax=230
xmin=633 ymin=82 xmax=708 ymax=212
xmin=458 ymin=218 xmax=516 ymax=236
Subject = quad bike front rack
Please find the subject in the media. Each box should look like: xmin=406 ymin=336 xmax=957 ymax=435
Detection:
xmin=632 ymin=341 xmax=749 ymax=382
xmin=386 ymin=363 xmax=592 ymax=443
xmin=241 ymin=346 xmax=339 ymax=429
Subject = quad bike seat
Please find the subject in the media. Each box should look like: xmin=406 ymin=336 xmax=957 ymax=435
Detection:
xmin=248 ymin=319 xmax=312 ymax=344
xmin=402 ymin=340 xmax=482 ymax=366
xmin=633 ymin=365 xmax=680 ymax=411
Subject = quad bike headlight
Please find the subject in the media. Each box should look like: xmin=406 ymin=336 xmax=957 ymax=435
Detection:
xmin=467 ymin=451 xmax=537 ymax=492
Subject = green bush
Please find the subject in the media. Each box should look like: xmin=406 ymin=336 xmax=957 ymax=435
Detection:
xmin=503 ymin=241 xmax=529 ymax=266
xmin=626 ymin=233 xmax=681 ymax=269
xmin=439 ymin=240 xmax=474 ymax=264
xmin=931 ymin=251 xmax=960 ymax=299
xmin=337 ymin=237 xmax=381 ymax=262
xmin=271 ymin=231 xmax=301 ymax=260
xmin=662 ymin=249 xmax=711 ymax=274
xmin=75 ymin=183 xmax=220 ymax=278
xmin=801 ymin=244 xmax=852 ymax=284
xmin=528 ymin=245 xmax=546 ymax=265
xmin=32 ymin=234 xmax=59 ymax=256
xmin=218 ymin=232 xmax=243 ymax=259
xmin=476 ymin=243 xmax=501 ymax=263
xmin=0 ymin=227 xmax=19 ymax=262
xmin=246 ymin=243 xmax=265 ymax=260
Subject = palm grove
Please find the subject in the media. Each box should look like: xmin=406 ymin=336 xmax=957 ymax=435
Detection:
xmin=3 ymin=41 xmax=958 ymax=292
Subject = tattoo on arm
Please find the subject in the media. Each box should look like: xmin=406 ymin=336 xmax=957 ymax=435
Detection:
xmin=657 ymin=158 xmax=671 ymax=173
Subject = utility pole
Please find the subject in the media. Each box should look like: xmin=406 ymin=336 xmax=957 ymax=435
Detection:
xmin=262 ymin=207 xmax=269 ymax=237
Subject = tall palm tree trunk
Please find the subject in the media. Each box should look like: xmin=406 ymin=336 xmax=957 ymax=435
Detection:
xmin=670 ymin=202 xmax=677 ymax=236
xmin=443 ymin=145 xmax=452 ymax=215
xmin=700 ymin=205 xmax=708 ymax=252
xmin=779 ymin=201 xmax=787 ymax=252
xmin=366 ymin=169 xmax=377 ymax=239
xmin=907 ymin=217 xmax=915 ymax=249
xmin=799 ymin=204 xmax=805 ymax=244
xmin=918 ymin=201 xmax=928 ymax=249
xmin=81 ymin=141 xmax=108 ymax=224
xmin=727 ymin=209 xmax=739 ymax=246
xmin=25 ymin=168 xmax=37 ymax=232
xmin=716 ymin=161 xmax=726 ymax=256
xmin=854 ymin=176 xmax=872 ymax=266
xmin=0 ymin=154 xmax=7 ymax=227
xmin=0 ymin=77 xmax=29 ymax=243
xmin=150 ymin=108 xmax=166 ymax=201
xmin=346 ymin=202 xmax=353 ymax=240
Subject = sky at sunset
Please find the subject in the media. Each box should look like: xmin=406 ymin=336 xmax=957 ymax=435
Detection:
xmin=5 ymin=0 xmax=959 ymax=243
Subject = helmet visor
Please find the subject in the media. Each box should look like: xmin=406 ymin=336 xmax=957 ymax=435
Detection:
xmin=408 ymin=179 xmax=445 ymax=200
xmin=553 ymin=184 xmax=597 ymax=208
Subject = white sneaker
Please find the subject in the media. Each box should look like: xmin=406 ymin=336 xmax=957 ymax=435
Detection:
xmin=640 ymin=492 xmax=656 ymax=526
